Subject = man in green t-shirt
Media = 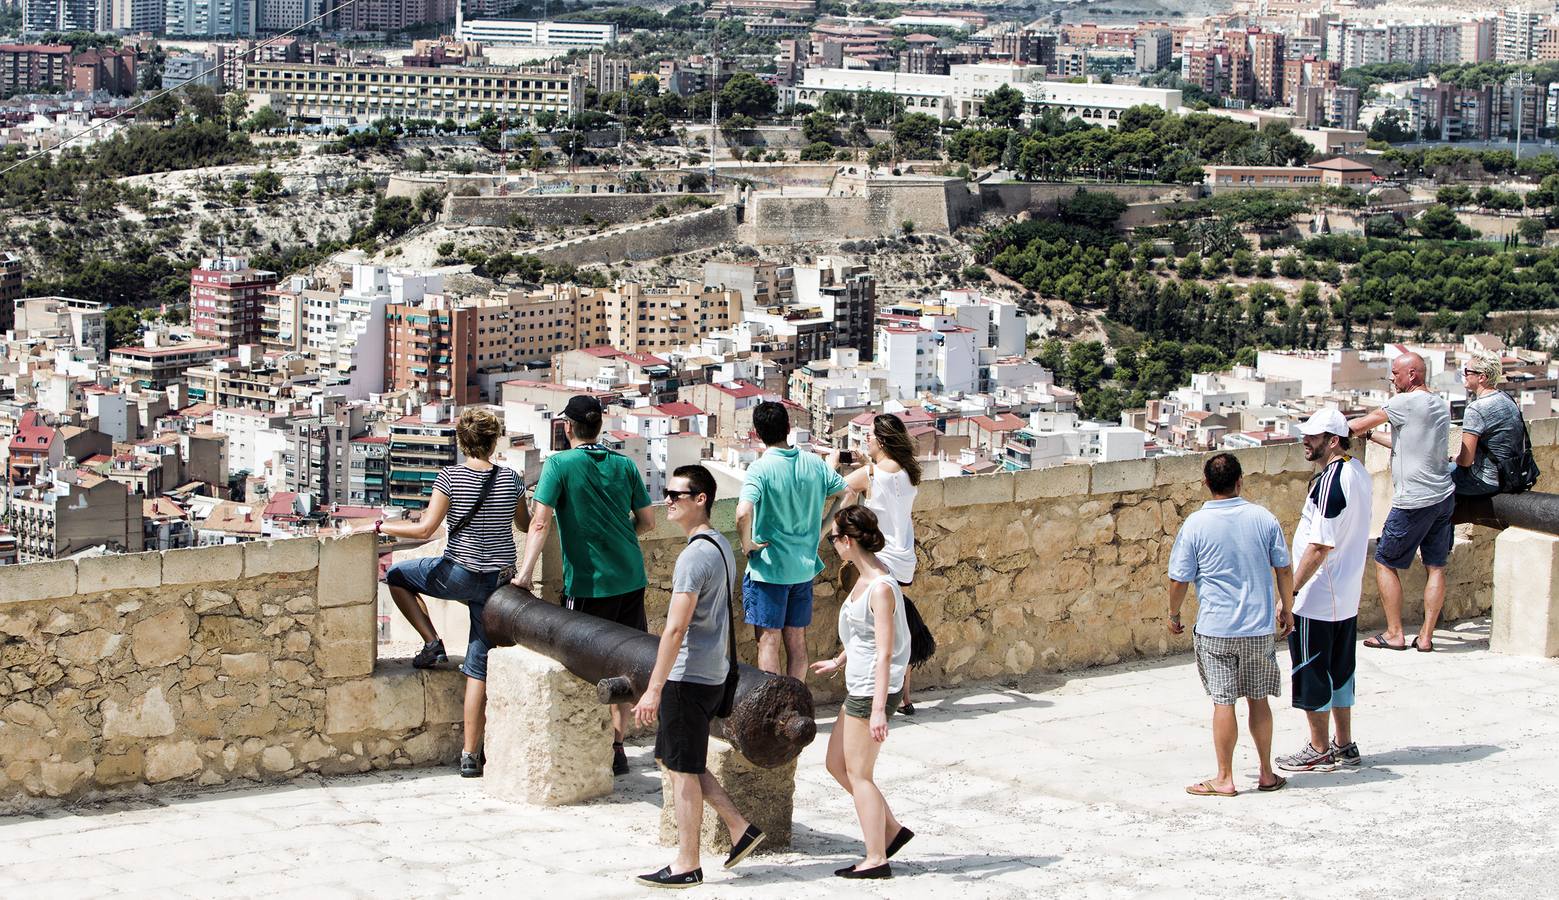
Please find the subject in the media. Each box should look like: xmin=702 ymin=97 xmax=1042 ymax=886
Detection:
xmin=736 ymin=401 xmax=847 ymax=679
xmin=516 ymin=394 xmax=655 ymax=776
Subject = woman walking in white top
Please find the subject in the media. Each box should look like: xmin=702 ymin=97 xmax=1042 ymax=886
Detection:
xmin=811 ymin=506 xmax=914 ymax=880
xmin=831 ymin=413 xmax=923 ymax=713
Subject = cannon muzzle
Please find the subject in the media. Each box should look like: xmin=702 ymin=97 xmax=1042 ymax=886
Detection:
xmin=482 ymin=585 xmax=816 ymax=768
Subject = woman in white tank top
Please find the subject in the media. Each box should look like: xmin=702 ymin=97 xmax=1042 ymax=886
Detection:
xmin=811 ymin=506 xmax=914 ymax=879
xmin=832 ymin=413 xmax=923 ymax=712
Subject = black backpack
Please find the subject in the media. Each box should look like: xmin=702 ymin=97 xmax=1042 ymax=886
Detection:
xmin=1494 ymin=419 xmax=1541 ymax=494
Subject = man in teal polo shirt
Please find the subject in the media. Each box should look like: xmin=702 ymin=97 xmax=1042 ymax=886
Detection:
xmin=516 ymin=394 xmax=656 ymax=776
xmin=736 ymin=401 xmax=847 ymax=679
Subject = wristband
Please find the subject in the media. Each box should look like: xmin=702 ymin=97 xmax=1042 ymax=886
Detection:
xmin=374 ymin=519 xmax=384 ymax=535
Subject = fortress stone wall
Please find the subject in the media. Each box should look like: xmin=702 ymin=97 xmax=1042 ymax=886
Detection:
xmin=0 ymin=533 xmax=462 ymax=811
xmin=11 ymin=423 xmax=1558 ymax=807
xmin=525 ymin=204 xmax=740 ymax=266
xmin=443 ymin=192 xmax=727 ymax=227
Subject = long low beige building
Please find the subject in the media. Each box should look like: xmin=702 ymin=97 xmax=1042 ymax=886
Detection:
xmin=243 ymin=63 xmax=583 ymax=127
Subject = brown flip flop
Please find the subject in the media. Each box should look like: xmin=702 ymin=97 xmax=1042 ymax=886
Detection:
xmin=1413 ymin=637 xmax=1434 ymax=653
xmin=1186 ymin=780 xmax=1237 ymax=798
xmin=1258 ymin=776 xmax=1288 ymax=792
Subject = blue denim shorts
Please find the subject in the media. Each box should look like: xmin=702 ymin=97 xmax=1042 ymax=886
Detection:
xmin=741 ymin=574 xmax=813 ymax=629
xmin=385 ymin=556 xmax=501 ymax=681
xmin=1375 ymin=495 xmax=1455 ymax=570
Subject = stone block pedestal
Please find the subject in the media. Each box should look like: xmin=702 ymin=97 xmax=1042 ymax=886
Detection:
xmin=1492 ymin=528 xmax=1559 ymax=657
xmin=483 ymin=646 xmax=613 ymax=805
xmin=658 ymin=742 xmax=797 ymax=853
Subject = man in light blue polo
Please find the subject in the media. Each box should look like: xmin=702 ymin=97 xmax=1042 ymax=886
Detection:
xmin=1168 ymin=452 xmax=1295 ymax=797
xmin=736 ymin=400 xmax=846 ymax=679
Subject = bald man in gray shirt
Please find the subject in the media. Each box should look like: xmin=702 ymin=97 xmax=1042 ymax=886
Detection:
xmin=1349 ymin=352 xmax=1455 ymax=653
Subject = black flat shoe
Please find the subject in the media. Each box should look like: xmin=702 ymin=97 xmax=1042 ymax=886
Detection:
xmin=613 ymin=743 xmax=630 ymax=776
xmin=899 ymin=702 xmax=916 ymax=716
xmin=887 ymin=826 xmax=915 ymax=858
xmin=835 ymin=863 xmax=892 ymax=879
xmin=724 ymin=824 xmax=766 ymax=868
xmin=636 ymin=865 xmax=702 ymax=888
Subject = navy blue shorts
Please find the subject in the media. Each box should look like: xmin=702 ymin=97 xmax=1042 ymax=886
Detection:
xmin=742 ymin=574 xmax=813 ymax=629
xmin=1374 ymin=495 xmax=1455 ymax=570
xmin=385 ymin=556 xmax=501 ymax=681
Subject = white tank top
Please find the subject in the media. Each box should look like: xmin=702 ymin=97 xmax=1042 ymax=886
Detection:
xmin=863 ymin=465 xmax=917 ymax=584
xmin=839 ymin=574 xmax=912 ymax=697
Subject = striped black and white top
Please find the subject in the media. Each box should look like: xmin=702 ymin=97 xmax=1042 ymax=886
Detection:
xmin=433 ymin=464 xmax=524 ymax=573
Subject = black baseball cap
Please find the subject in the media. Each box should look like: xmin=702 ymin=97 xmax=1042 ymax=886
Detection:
xmin=563 ymin=395 xmax=603 ymax=423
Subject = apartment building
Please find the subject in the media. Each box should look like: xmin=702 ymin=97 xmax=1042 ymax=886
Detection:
xmin=0 ymin=44 xmax=70 ymax=94
xmin=456 ymin=19 xmax=617 ymax=46
xmin=13 ymin=296 xmax=107 ymax=357
xmin=282 ymin=405 xmax=364 ymax=507
xmin=387 ymin=406 xmax=458 ymax=509
xmin=6 ymin=470 xmax=144 ymax=562
xmin=1246 ymin=30 xmax=1285 ymax=105
xmin=164 ymin=0 xmax=256 ymax=36
xmin=1498 ymin=8 xmax=1544 ymax=62
xmin=190 ymin=257 xmax=280 ymax=349
xmin=585 ymin=51 xmax=629 ymax=93
xmin=333 ymin=0 xmax=456 ymax=33
xmin=1 ymin=253 xmax=24 ymax=333
xmin=185 ymin=348 xmax=311 ymax=413
xmin=1135 ymin=28 xmax=1172 ymax=73
xmin=243 ymin=62 xmax=583 ymax=127
xmin=109 ymin=339 xmax=227 ymax=391
xmin=384 ymin=295 xmax=476 ymax=405
xmin=348 ymin=435 xmax=388 ymax=506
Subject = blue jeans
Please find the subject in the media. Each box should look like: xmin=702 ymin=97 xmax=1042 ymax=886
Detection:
xmin=742 ymin=574 xmax=814 ymax=629
xmin=385 ymin=556 xmax=501 ymax=681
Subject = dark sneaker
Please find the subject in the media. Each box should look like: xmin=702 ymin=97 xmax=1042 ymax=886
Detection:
xmin=724 ymin=825 xmax=766 ymax=868
xmin=460 ymin=751 xmax=483 ymax=778
xmin=1277 ymin=742 xmax=1335 ymax=772
xmin=636 ymin=865 xmax=702 ymax=888
xmin=412 ymin=639 xmax=447 ymax=669
xmin=613 ymin=743 xmax=630 ymax=776
xmin=887 ymin=826 xmax=915 ymax=859
xmin=1331 ymin=740 xmax=1362 ymax=768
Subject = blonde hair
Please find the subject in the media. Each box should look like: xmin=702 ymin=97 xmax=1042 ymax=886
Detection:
xmin=455 ymin=408 xmax=503 ymax=460
xmin=1467 ymin=351 xmax=1503 ymax=385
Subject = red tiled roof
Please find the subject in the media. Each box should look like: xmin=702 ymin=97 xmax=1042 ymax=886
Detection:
xmin=264 ymin=492 xmax=300 ymax=518
xmin=710 ymin=382 xmax=764 ymax=399
xmin=971 ymin=413 xmax=1024 ymax=432
xmin=620 ymin=352 xmax=670 ymax=368
xmin=581 ymin=345 xmax=622 ymax=358
xmin=351 ymin=435 xmax=389 ymax=444
xmin=8 ymin=411 xmax=56 ymax=452
xmin=655 ymin=402 xmax=706 ymax=417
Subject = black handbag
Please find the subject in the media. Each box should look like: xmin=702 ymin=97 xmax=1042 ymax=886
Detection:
xmin=902 ymin=593 xmax=937 ymax=668
xmin=693 ymin=532 xmax=741 ymax=718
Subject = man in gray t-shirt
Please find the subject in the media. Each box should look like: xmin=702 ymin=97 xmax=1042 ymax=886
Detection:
xmin=631 ymin=466 xmax=764 ymax=887
xmin=1350 ymin=352 xmax=1455 ymax=653
xmin=1455 ymin=354 xmax=1524 ymax=497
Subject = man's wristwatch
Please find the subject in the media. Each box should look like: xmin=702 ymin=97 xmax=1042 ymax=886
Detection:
xmin=1169 ymin=613 xmax=1182 ymax=623
xmin=374 ymin=519 xmax=384 ymax=535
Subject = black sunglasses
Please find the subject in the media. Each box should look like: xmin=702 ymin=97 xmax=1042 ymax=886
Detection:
xmin=828 ymin=532 xmax=846 ymax=543
xmin=664 ymin=489 xmax=696 ymax=501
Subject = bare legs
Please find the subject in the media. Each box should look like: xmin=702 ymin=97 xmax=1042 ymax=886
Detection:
xmin=754 ymin=626 xmax=809 ymax=681
xmin=666 ymin=770 xmax=752 ymax=876
xmin=1373 ymin=562 xmax=1445 ymax=649
xmin=1304 ymin=706 xmax=1353 ymax=751
xmin=1195 ymin=699 xmax=1279 ymax=794
xmin=389 ymin=584 xmax=437 ymax=643
xmin=463 ymin=677 xmax=485 ymax=755
xmin=825 ymin=708 xmax=901 ymax=870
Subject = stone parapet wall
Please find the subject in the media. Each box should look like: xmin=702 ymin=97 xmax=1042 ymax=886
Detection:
xmin=443 ymin=192 xmax=726 ymax=227
xmin=527 ymin=204 xmax=739 ymax=266
xmin=0 ymin=533 xmax=463 ymax=810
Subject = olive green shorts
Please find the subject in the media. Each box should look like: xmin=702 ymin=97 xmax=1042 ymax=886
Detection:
xmin=843 ymin=692 xmax=901 ymax=720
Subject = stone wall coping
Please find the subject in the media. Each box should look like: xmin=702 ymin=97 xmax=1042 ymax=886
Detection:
xmin=2 ymin=416 xmax=1556 ymax=588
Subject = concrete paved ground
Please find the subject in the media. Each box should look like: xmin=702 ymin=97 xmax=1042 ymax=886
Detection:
xmin=3 ymin=617 xmax=1557 ymax=899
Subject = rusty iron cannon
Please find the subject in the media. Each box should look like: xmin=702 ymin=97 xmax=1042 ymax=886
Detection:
xmin=1452 ymin=492 xmax=1559 ymax=532
xmin=482 ymin=585 xmax=816 ymax=769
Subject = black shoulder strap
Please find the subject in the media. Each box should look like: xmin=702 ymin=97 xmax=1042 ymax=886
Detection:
xmin=693 ymin=532 xmax=738 ymax=675
xmin=448 ymin=466 xmax=499 ymax=538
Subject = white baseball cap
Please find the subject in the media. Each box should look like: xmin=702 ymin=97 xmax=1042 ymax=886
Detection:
xmin=1299 ymin=408 xmax=1350 ymax=438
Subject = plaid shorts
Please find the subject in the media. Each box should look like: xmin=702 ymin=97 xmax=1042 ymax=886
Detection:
xmin=1194 ymin=632 xmax=1282 ymax=705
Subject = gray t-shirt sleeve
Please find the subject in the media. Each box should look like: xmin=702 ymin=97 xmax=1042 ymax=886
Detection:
xmin=1463 ymin=400 xmax=1488 ymax=436
xmin=672 ymin=540 xmax=720 ymax=596
xmin=1384 ymin=393 xmax=1408 ymax=428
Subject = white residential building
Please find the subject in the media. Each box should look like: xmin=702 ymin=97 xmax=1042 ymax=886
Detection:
xmin=875 ymin=314 xmax=981 ymax=401
xmin=785 ymin=63 xmax=1181 ymax=123
xmin=458 ymin=19 xmax=618 ymax=46
xmin=1256 ymin=348 xmax=1387 ymax=397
